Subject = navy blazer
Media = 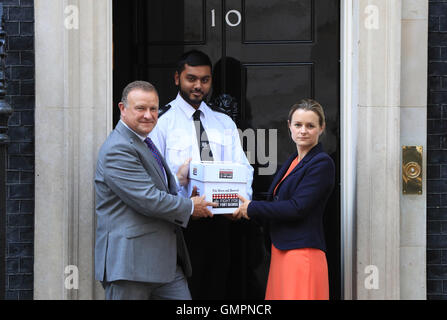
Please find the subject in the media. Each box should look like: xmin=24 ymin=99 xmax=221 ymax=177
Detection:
xmin=248 ymin=143 xmax=335 ymax=252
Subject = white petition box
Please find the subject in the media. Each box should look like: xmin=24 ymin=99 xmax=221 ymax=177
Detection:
xmin=188 ymin=161 xmax=248 ymax=214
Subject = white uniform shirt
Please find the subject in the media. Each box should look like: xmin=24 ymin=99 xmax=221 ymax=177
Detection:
xmin=150 ymin=93 xmax=254 ymax=199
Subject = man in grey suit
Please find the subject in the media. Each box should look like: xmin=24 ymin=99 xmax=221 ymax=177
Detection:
xmin=94 ymin=81 xmax=216 ymax=300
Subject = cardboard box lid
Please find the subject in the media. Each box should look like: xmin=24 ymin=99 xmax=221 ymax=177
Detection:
xmin=189 ymin=161 xmax=247 ymax=183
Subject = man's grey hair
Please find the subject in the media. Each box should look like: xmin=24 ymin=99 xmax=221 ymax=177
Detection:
xmin=121 ymin=81 xmax=158 ymax=107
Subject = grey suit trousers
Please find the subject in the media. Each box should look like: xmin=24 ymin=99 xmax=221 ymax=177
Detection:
xmin=104 ymin=265 xmax=191 ymax=300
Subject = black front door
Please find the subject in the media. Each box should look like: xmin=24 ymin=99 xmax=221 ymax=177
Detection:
xmin=113 ymin=0 xmax=341 ymax=299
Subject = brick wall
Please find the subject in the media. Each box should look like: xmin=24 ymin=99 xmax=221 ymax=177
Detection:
xmin=2 ymin=0 xmax=34 ymax=300
xmin=427 ymin=0 xmax=447 ymax=300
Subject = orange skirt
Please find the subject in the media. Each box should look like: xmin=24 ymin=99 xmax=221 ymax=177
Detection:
xmin=265 ymin=245 xmax=329 ymax=300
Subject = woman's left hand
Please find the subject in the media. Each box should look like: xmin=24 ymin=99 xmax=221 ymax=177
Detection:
xmin=233 ymin=195 xmax=251 ymax=220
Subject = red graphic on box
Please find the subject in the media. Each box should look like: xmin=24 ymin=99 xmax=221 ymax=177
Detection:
xmin=219 ymin=170 xmax=233 ymax=179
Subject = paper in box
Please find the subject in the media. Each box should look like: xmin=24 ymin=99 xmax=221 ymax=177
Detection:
xmin=188 ymin=161 xmax=248 ymax=214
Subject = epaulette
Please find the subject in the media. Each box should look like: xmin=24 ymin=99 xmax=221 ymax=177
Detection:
xmin=158 ymin=104 xmax=171 ymax=118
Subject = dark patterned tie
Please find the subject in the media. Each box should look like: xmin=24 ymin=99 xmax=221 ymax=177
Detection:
xmin=144 ymin=137 xmax=166 ymax=176
xmin=193 ymin=110 xmax=214 ymax=161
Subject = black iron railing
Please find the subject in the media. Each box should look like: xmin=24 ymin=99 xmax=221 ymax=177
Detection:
xmin=0 ymin=3 xmax=12 ymax=300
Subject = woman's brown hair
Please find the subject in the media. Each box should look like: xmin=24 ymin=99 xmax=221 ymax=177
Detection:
xmin=288 ymin=99 xmax=326 ymax=128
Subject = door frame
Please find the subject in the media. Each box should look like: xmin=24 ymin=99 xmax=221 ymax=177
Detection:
xmin=340 ymin=0 xmax=357 ymax=300
xmin=108 ymin=0 xmax=357 ymax=300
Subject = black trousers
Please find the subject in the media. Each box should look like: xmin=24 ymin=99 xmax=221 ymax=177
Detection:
xmin=183 ymin=216 xmax=269 ymax=300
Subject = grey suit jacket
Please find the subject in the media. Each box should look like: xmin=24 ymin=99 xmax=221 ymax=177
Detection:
xmin=94 ymin=121 xmax=193 ymax=284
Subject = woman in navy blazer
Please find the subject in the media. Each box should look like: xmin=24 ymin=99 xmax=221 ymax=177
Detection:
xmin=234 ymin=99 xmax=335 ymax=300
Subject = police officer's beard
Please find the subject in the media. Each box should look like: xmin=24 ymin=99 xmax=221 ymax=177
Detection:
xmin=179 ymin=87 xmax=209 ymax=108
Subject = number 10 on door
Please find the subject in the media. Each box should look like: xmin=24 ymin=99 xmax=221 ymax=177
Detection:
xmin=211 ymin=9 xmax=242 ymax=28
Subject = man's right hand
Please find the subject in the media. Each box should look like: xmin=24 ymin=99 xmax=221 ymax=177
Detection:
xmin=191 ymin=195 xmax=217 ymax=219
